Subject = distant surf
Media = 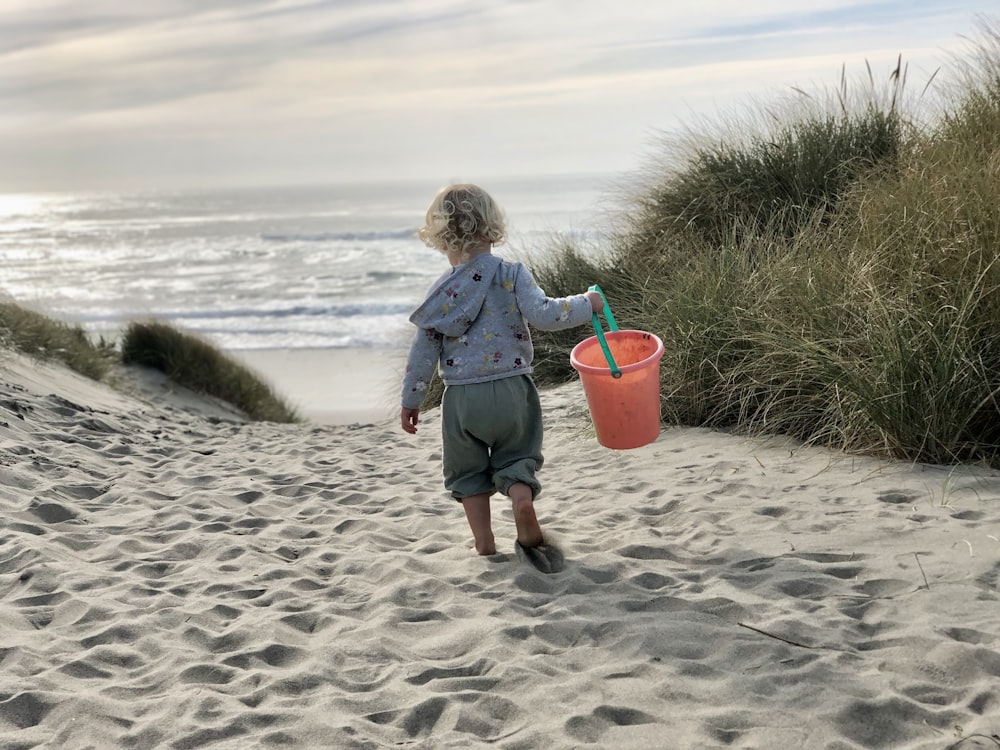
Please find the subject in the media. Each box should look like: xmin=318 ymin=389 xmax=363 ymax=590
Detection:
xmin=0 ymin=174 xmax=613 ymax=351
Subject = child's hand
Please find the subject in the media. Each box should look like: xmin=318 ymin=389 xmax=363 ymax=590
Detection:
xmin=401 ymin=407 xmax=420 ymax=434
xmin=585 ymin=290 xmax=604 ymax=313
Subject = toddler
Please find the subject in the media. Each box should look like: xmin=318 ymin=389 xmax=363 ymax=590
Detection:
xmin=400 ymin=184 xmax=602 ymax=556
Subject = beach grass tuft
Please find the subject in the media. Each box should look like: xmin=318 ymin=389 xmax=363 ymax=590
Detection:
xmin=120 ymin=320 xmax=300 ymax=423
xmin=527 ymin=17 xmax=1000 ymax=467
xmin=0 ymin=301 xmax=299 ymax=423
xmin=0 ymin=301 xmax=115 ymax=380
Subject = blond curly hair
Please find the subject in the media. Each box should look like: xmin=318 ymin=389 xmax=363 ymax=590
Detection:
xmin=418 ymin=184 xmax=506 ymax=259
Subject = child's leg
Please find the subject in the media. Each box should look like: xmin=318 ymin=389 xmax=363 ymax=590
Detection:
xmin=461 ymin=493 xmax=496 ymax=555
xmin=509 ymin=482 xmax=544 ymax=548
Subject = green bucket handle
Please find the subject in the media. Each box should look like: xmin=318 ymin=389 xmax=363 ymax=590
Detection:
xmin=589 ymin=285 xmax=622 ymax=379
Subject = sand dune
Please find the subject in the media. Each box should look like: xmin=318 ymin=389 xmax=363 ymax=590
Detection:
xmin=1 ymin=350 xmax=998 ymax=749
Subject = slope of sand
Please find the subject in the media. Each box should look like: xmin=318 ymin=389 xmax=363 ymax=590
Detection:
xmin=1 ymin=349 xmax=999 ymax=749
xmin=231 ymin=349 xmax=405 ymax=426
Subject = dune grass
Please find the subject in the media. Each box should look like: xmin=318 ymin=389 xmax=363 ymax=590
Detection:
xmin=0 ymin=302 xmax=115 ymax=380
xmin=527 ymin=18 xmax=1000 ymax=467
xmin=0 ymin=302 xmax=298 ymax=423
xmin=120 ymin=321 xmax=300 ymax=423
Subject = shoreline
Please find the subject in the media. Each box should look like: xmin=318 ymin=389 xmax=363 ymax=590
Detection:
xmin=233 ymin=347 xmax=407 ymax=425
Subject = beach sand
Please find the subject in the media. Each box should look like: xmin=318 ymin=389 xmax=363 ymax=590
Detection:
xmin=233 ymin=348 xmax=406 ymax=426
xmin=1 ymin=347 xmax=998 ymax=749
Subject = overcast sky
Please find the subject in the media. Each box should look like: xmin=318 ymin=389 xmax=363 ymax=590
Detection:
xmin=0 ymin=1 xmax=996 ymax=192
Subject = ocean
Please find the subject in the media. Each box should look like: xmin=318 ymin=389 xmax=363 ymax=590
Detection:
xmin=0 ymin=174 xmax=617 ymax=354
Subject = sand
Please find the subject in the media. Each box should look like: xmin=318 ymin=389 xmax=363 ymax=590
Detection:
xmin=232 ymin=349 xmax=405 ymax=426
xmin=1 ymin=347 xmax=999 ymax=750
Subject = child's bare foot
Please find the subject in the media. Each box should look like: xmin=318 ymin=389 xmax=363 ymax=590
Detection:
xmin=472 ymin=539 xmax=497 ymax=556
xmin=511 ymin=494 xmax=543 ymax=548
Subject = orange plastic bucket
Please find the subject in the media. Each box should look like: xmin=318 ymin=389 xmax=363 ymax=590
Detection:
xmin=571 ymin=329 xmax=664 ymax=449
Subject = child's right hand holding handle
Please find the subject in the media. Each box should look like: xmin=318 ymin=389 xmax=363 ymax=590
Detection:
xmin=584 ymin=290 xmax=604 ymax=313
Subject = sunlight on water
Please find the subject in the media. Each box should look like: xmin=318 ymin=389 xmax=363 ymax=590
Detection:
xmin=0 ymin=194 xmax=59 ymax=235
xmin=0 ymin=176 xmax=615 ymax=350
xmin=0 ymin=193 xmax=47 ymax=219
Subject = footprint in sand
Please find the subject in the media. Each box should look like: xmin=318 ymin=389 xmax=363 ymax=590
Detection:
xmin=515 ymin=541 xmax=566 ymax=574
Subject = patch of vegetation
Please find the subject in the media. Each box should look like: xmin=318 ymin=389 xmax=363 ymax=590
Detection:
xmin=120 ymin=321 xmax=300 ymax=423
xmin=0 ymin=301 xmax=298 ymax=424
xmin=524 ymin=18 xmax=1000 ymax=467
xmin=0 ymin=302 xmax=114 ymax=380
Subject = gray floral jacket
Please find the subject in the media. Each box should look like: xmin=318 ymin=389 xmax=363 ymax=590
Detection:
xmin=400 ymin=253 xmax=593 ymax=409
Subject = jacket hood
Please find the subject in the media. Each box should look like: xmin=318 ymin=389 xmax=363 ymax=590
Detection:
xmin=409 ymin=253 xmax=503 ymax=337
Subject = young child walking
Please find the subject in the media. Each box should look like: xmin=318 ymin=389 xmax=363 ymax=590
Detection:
xmin=400 ymin=184 xmax=603 ymax=556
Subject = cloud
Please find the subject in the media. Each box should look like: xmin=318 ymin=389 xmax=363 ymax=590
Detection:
xmin=0 ymin=1 xmax=491 ymax=121
xmin=0 ymin=1 xmax=996 ymax=190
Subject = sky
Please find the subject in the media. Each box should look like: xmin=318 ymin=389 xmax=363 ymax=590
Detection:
xmin=0 ymin=1 xmax=997 ymax=192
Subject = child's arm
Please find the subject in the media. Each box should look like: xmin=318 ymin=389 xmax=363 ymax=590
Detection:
xmin=513 ymin=264 xmax=600 ymax=331
xmin=400 ymin=327 xmax=442 ymax=433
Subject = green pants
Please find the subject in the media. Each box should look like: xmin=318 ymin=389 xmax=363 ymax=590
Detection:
xmin=441 ymin=375 xmax=544 ymax=501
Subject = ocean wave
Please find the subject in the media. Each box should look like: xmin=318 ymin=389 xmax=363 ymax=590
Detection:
xmin=202 ymin=331 xmax=404 ymax=350
xmin=260 ymin=229 xmax=416 ymax=243
xmin=80 ymin=306 xmax=415 ymax=351
xmin=81 ymin=301 xmax=415 ymax=323
xmin=365 ymin=270 xmax=410 ymax=281
xmin=11 ymin=178 xmax=607 ymax=353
